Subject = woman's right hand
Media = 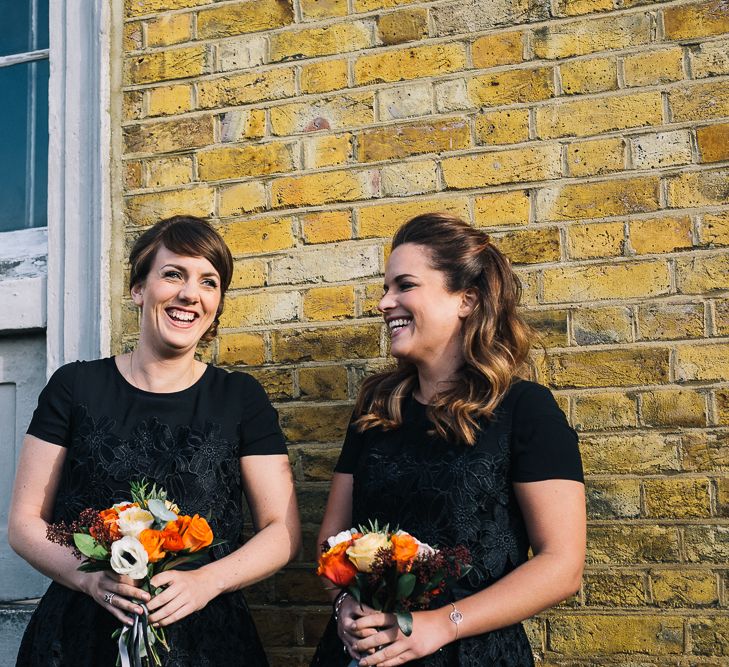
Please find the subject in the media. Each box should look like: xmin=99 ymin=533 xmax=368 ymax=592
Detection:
xmin=337 ymin=596 xmax=381 ymax=660
xmin=81 ymin=571 xmax=151 ymax=626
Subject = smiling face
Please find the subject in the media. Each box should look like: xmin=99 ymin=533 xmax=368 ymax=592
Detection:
xmin=379 ymin=243 xmax=474 ymax=370
xmin=131 ymin=244 xmax=222 ymax=356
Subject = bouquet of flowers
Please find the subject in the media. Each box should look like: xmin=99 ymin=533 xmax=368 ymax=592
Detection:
xmin=47 ymin=480 xmax=223 ymax=667
xmin=317 ymin=522 xmax=471 ymax=647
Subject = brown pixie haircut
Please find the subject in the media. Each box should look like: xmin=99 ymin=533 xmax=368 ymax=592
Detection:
xmin=354 ymin=213 xmax=534 ymax=445
xmin=128 ymin=215 xmax=234 ymax=343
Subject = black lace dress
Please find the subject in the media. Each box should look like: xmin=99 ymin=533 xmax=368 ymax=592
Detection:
xmin=311 ymin=380 xmax=583 ymax=667
xmin=17 ymin=358 xmax=287 ymax=667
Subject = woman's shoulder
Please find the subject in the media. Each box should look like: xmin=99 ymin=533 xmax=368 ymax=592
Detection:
xmin=204 ymin=366 xmax=272 ymax=403
xmin=46 ymin=357 xmax=113 ymax=388
xmin=501 ymin=379 xmax=561 ymax=415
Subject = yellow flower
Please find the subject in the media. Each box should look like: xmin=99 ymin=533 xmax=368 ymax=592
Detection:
xmin=346 ymin=532 xmax=390 ymax=573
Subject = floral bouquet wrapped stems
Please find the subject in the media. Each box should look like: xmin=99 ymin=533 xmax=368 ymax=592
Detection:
xmin=47 ymin=480 xmax=223 ymax=667
xmin=317 ymin=522 xmax=471 ymax=666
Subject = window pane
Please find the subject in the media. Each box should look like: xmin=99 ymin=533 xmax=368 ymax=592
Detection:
xmin=0 ymin=1 xmax=48 ymax=57
xmin=0 ymin=59 xmax=48 ymax=232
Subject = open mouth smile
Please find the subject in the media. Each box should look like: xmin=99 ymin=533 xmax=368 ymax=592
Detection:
xmin=165 ymin=308 xmax=199 ymax=328
xmin=387 ymin=317 xmax=412 ymax=337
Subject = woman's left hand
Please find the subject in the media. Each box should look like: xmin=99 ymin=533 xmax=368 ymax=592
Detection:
xmin=146 ymin=568 xmax=216 ymax=627
xmin=352 ymin=609 xmax=454 ymax=666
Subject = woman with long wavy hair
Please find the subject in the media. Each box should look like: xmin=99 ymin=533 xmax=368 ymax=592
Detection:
xmin=311 ymin=213 xmax=585 ymax=666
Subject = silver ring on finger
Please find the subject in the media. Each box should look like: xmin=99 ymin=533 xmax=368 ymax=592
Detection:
xmin=103 ymin=592 xmax=116 ymax=606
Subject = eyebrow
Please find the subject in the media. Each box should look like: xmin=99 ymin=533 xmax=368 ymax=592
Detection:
xmin=161 ymin=263 xmax=220 ymax=278
xmin=383 ymin=273 xmax=418 ymax=288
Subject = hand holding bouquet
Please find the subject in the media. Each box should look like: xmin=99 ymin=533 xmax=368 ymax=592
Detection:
xmin=317 ymin=522 xmax=471 ymax=640
xmin=47 ymin=480 xmax=223 ymax=667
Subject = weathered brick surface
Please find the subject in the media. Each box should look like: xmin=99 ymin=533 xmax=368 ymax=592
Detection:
xmin=117 ymin=0 xmax=729 ymax=661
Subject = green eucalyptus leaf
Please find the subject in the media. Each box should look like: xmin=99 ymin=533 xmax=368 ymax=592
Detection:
xmin=395 ymin=611 xmax=413 ymax=637
xmin=396 ymin=573 xmax=416 ymax=600
xmin=73 ymin=533 xmax=109 ymax=559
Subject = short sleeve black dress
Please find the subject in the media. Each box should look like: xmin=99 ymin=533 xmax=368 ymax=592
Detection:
xmin=310 ymin=380 xmax=583 ymax=667
xmin=16 ymin=357 xmax=287 ymax=667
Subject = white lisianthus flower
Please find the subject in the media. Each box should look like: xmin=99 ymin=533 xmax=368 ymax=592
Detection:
xmin=415 ymin=539 xmax=436 ymax=558
xmin=117 ymin=506 xmax=154 ymax=538
xmin=326 ymin=529 xmax=356 ymax=549
xmin=110 ymin=536 xmax=149 ymax=579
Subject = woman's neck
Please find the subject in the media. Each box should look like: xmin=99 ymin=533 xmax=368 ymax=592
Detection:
xmin=414 ymin=353 xmax=463 ymax=404
xmin=124 ymin=346 xmax=200 ymax=393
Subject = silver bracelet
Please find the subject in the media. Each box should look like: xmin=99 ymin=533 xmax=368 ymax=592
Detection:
xmin=449 ymin=602 xmax=463 ymax=640
xmin=333 ymin=590 xmax=349 ymax=621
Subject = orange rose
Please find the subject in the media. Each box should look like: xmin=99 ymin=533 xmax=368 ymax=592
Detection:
xmin=180 ymin=514 xmax=213 ymax=552
xmin=139 ymin=529 xmax=166 ymax=563
xmin=169 ymin=515 xmax=191 ymax=536
xmin=391 ymin=533 xmax=419 ymax=572
xmin=160 ymin=528 xmax=184 ymax=552
xmin=95 ymin=508 xmax=121 ymax=541
xmin=317 ymin=541 xmax=357 ymax=587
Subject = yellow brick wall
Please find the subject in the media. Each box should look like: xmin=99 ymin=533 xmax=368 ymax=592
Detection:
xmin=116 ymin=0 xmax=729 ymax=663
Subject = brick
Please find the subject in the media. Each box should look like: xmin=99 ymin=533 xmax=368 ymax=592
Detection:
xmin=517 ymin=270 xmax=539 ymax=306
xmin=680 ymin=431 xmax=729 ymax=472
xmin=631 ymin=130 xmax=693 ymax=170
xmin=431 ymin=0 xmax=549 ymax=37
xmin=522 ymin=309 xmax=567 ymax=347
xmin=547 ymin=347 xmax=670 ymax=389
xmin=587 ymin=525 xmax=680 ymax=564
xmin=291 ymin=443 xmax=340 ymax=481
xmin=146 ymin=155 xmax=193 ymax=187
xmin=300 ymin=0 xmax=347 ymax=19
xmin=637 ymin=302 xmax=704 ymax=340
xmin=669 ymin=81 xmax=729 ymax=122
xmin=303 ymin=285 xmax=355 ymax=321
xmin=218 ymin=182 xmax=267 ymax=217
xmin=583 ymin=572 xmax=645 ymax=606
xmin=467 ymin=66 xmax=554 ymax=106
xmin=221 ymin=290 xmax=299 ymax=327
xmin=299 ymin=366 xmax=349 ymax=401
xmin=271 ymin=169 xmax=379 ymax=208
xmin=689 ymin=617 xmax=729 ymax=656
xmin=555 ymin=0 xmax=613 ymax=15
xmin=537 ymin=177 xmax=660 ymax=221
xmin=354 ymin=0 xmax=419 ymax=9
xmin=198 ymin=68 xmax=295 ymax=109
xmin=442 ymin=144 xmax=561 ymax=189
xmin=124 ymin=115 xmax=213 ymax=154
xmin=218 ymin=217 xmax=294 ymax=255
xmin=471 ymin=31 xmax=523 ymax=69
xmin=220 ymin=108 xmax=267 ymax=142
xmin=123 ymin=90 xmax=144 ymax=122
xmin=270 ymin=22 xmax=371 ymax=61
xmin=300 ymin=59 xmax=348 ymax=94
xmin=199 ymin=142 xmax=295 ymax=181
xmin=125 ymin=161 xmax=143 ymax=191
xmin=534 ymin=13 xmax=651 ymax=59
xmin=124 ymin=45 xmax=206 ymax=85
xmin=381 ymin=160 xmax=437 ymax=197
xmin=217 ymin=332 xmax=265 ymax=366
xmin=573 ymin=392 xmax=637 ymax=430
xmin=247 ymin=368 xmax=294 ymax=400
xmin=548 ymin=615 xmax=683 ymax=654
xmin=642 ymin=390 xmax=706 ymax=428
xmin=270 ymin=92 xmax=374 ymax=135
xmin=718 ymin=299 xmax=729 ymax=336
xmin=146 ymin=83 xmax=192 ymax=117
xmin=651 ymin=570 xmax=718 ymax=607
xmin=230 ymin=258 xmax=267 ymax=290
xmin=629 ymin=216 xmax=693 ymax=254
xmin=683 ymin=526 xmax=729 ymax=564
xmin=377 ymin=9 xmax=428 ymax=45
xmin=492 ymin=227 xmax=561 ymax=265
xmin=124 ymin=21 xmax=143 ymax=50
xmin=702 ymin=211 xmax=729 ymax=246
xmin=536 ymin=92 xmax=663 ymax=138
xmin=303 ymin=134 xmax=353 ymax=169
xmin=690 ymin=38 xmax=729 ymax=78
xmin=377 ymin=83 xmax=432 ymax=121
xmin=572 ymin=306 xmax=633 ymax=345
xmin=663 ymin=0 xmax=729 ymax=39
xmin=359 ymin=118 xmax=470 ymax=162
xmin=565 ymin=137 xmax=624 ymax=178
xmin=146 ymin=12 xmax=191 ymax=47
xmin=718 ymin=474 xmax=729 ymax=512
xmin=676 ymin=343 xmax=729 ymax=382
xmin=125 ymin=0 xmax=211 ymax=17
xmin=676 ymin=253 xmax=729 ymax=294
xmin=358 ymin=198 xmax=469 ymax=237
xmin=302 ymin=211 xmax=352 ymax=244
xmin=216 ymin=35 xmax=267 ymax=72
xmin=354 ymin=43 xmax=466 ymax=85
xmin=623 ymin=48 xmax=684 ymax=87
xmin=271 ymin=324 xmax=381 ymax=362
xmin=697 ymin=122 xmax=729 ymax=163
xmin=475 ymin=109 xmax=529 ymax=146
xmin=196 ymin=0 xmax=294 ymax=39
xmin=585 ymin=479 xmax=641 ymax=518
xmin=125 ymin=186 xmax=214 ymax=226
xmin=434 ymin=79 xmax=470 ymax=112
xmin=474 ymin=190 xmax=530 ymax=227
xmin=268 ymin=245 xmax=380 ymax=284
xmin=561 ymin=56 xmax=617 ymax=95
xmin=567 ymin=221 xmax=624 ymax=260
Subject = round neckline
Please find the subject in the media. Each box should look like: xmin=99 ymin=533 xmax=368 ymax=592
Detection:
xmin=110 ymin=356 xmax=211 ymax=397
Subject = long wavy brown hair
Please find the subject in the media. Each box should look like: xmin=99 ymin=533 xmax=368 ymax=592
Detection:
xmin=354 ymin=213 xmax=535 ymax=445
